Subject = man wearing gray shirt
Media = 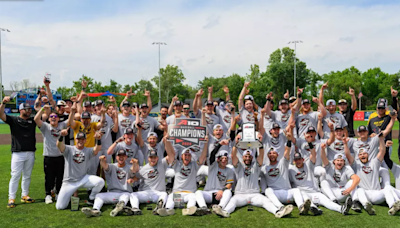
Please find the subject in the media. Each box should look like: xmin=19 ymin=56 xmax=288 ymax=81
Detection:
xmin=133 ymin=103 xmax=164 ymax=143
xmin=56 ymin=132 xmax=104 ymax=210
xmin=35 ymin=107 xmax=68 ymax=204
xmin=107 ymin=127 xmax=144 ymax=166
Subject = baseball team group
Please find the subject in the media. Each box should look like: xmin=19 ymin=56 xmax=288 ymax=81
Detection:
xmin=1 ymin=78 xmax=400 ymax=219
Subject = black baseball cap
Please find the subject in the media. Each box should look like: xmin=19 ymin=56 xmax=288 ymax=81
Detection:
xmin=174 ymin=101 xmax=183 ymax=106
xmin=139 ymin=103 xmax=148 ymax=109
xmin=335 ymin=126 xmax=343 ymax=130
xmin=131 ymin=102 xmax=138 ymax=108
xmin=116 ymin=149 xmax=127 ymax=156
xmin=289 ymin=96 xmax=296 ymax=103
xmin=81 ymin=111 xmax=91 ymax=119
xmin=271 ymin=123 xmax=280 ymax=129
xmin=279 ymin=99 xmax=288 ymax=105
xmin=205 ymin=100 xmax=214 ymax=106
xmin=83 ymin=101 xmax=92 ymax=107
xmin=148 ymin=149 xmax=158 ymax=157
xmin=124 ymin=127 xmax=134 ymax=134
xmin=76 ymin=132 xmax=86 ymax=139
xmin=95 ymin=100 xmax=104 ymax=106
xmin=338 ymin=99 xmax=347 ymax=104
xmin=293 ymin=152 xmax=302 ymax=160
xmin=302 ymin=99 xmax=310 ymax=105
xmin=306 ymin=126 xmax=316 ymax=133
xmin=122 ymin=101 xmax=131 ymax=107
xmin=357 ymin=125 xmax=367 ymax=132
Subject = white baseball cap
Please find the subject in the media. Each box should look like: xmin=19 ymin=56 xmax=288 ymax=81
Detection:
xmin=326 ymin=99 xmax=336 ymax=106
xmin=333 ymin=153 xmax=346 ymax=162
xmin=57 ymin=100 xmax=66 ymax=106
xmin=216 ymin=150 xmax=229 ymax=158
xmin=243 ymin=149 xmax=254 ymax=156
xmin=213 ymin=124 xmax=223 ymax=131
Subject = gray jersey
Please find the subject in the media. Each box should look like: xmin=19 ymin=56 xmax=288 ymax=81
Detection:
xmin=204 ymin=161 xmax=235 ymax=191
xmin=296 ymin=112 xmax=319 ymax=139
xmin=134 ymin=115 xmax=160 ymax=142
xmin=166 ymin=114 xmax=191 ymax=126
xmin=208 ymin=134 xmax=231 ymax=158
xmin=263 ymin=132 xmax=286 ymax=165
xmin=325 ymin=162 xmax=354 ymax=188
xmin=234 ymin=154 xmax=262 ymax=194
xmin=327 ymin=139 xmax=354 ymax=161
xmin=114 ymin=142 xmax=144 ymax=166
xmin=91 ymin=114 xmax=113 ymax=150
xmin=136 ymin=157 xmax=169 ymax=191
xmin=40 ymin=122 xmax=66 ymax=157
xmin=118 ymin=114 xmax=136 ymax=138
xmin=174 ymin=143 xmax=205 ymax=161
xmin=353 ymin=158 xmax=381 ymax=190
xmin=63 ymin=145 xmax=94 ymax=182
xmin=391 ymin=163 xmax=400 ymax=189
xmin=262 ymin=157 xmax=291 ymax=190
xmin=140 ymin=141 xmax=165 ymax=164
xmin=172 ymin=159 xmax=200 ymax=193
xmin=295 ymin=138 xmax=324 ymax=167
xmin=105 ymin=163 xmax=133 ymax=192
xmin=289 ymin=159 xmax=318 ymax=193
xmin=263 ymin=114 xmax=275 ymax=132
xmin=216 ymin=108 xmax=236 ymax=132
xmin=322 ymin=112 xmax=348 ymax=138
xmin=198 ymin=110 xmax=220 ymax=135
xmin=240 ymin=107 xmax=261 ymax=125
xmin=271 ymin=110 xmax=291 ymax=130
xmin=351 ymin=136 xmax=379 ymax=159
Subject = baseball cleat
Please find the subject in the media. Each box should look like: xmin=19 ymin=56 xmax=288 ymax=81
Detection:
xmin=157 ymin=208 xmax=175 ymax=217
xmin=7 ymin=199 xmax=15 ymax=209
xmin=132 ymin=208 xmax=143 ymax=215
xmin=153 ymin=199 xmax=164 ymax=215
xmin=81 ymin=207 xmax=101 ymax=218
xmin=212 ymin=205 xmax=222 ymax=215
xmin=341 ymin=197 xmax=352 ymax=215
xmin=122 ymin=206 xmax=134 ymax=216
xmin=110 ymin=201 xmax=125 ymax=217
xmin=364 ymin=202 xmax=376 ymax=215
xmin=388 ymin=200 xmax=400 ymax=216
xmin=275 ymin=205 xmax=293 ymax=218
xmin=213 ymin=207 xmax=230 ymax=218
xmin=310 ymin=206 xmax=323 ymax=216
xmin=86 ymin=199 xmax=94 ymax=206
xmin=45 ymin=195 xmax=53 ymax=204
xmin=195 ymin=206 xmax=211 ymax=216
xmin=351 ymin=200 xmax=362 ymax=213
xmin=21 ymin=196 xmax=35 ymax=203
xmin=182 ymin=206 xmax=197 ymax=216
xmin=299 ymin=199 xmax=311 ymax=215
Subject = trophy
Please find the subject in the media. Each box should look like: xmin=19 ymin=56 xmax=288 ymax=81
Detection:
xmin=70 ymin=196 xmax=80 ymax=211
xmin=236 ymin=123 xmax=262 ymax=149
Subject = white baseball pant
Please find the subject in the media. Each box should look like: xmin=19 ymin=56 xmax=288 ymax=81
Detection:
xmin=196 ymin=165 xmax=208 ymax=182
xmin=56 ymin=175 xmax=105 ymax=210
xmin=224 ymin=193 xmax=279 ymax=214
xmin=9 ymin=152 xmax=35 ymax=200
xmin=356 ymin=186 xmax=399 ymax=208
xmin=166 ymin=192 xmax=196 ymax=209
xmin=379 ymin=167 xmax=391 ymax=188
xmin=195 ymin=190 xmax=232 ymax=209
xmin=303 ymin=191 xmax=341 ymax=213
xmin=130 ymin=190 xmax=168 ymax=209
xmin=265 ymin=188 xmax=305 ymax=209
xmin=320 ymin=180 xmax=356 ymax=202
xmin=93 ymin=192 xmax=130 ymax=210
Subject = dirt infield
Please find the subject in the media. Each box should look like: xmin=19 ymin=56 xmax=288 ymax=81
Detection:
xmin=0 ymin=131 xmax=398 ymax=145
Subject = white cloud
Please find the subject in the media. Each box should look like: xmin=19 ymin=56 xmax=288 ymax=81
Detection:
xmin=1 ymin=0 xmax=400 ymax=92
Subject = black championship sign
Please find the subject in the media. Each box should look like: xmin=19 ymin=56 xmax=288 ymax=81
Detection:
xmin=168 ymin=118 xmax=207 ymax=148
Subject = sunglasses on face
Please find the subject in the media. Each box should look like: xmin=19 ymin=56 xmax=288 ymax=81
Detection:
xmin=23 ymin=108 xmax=32 ymax=112
xmin=183 ymin=107 xmax=190 ymax=110
xmin=49 ymin=115 xmax=58 ymax=118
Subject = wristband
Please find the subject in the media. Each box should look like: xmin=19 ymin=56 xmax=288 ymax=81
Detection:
xmin=286 ymin=140 xmax=292 ymax=147
xmin=259 ymin=145 xmax=264 ymax=149
xmin=96 ymin=139 xmax=102 ymax=145
xmin=308 ymin=142 xmax=314 ymax=150
xmin=58 ymin=136 xmax=64 ymax=142
xmin=297 ymin=93 xmax=302 ymax=99
xmin=266 ymin=98 xmax=271 ymax=102
xmin=82 ymin=87 xmax=86 ymax=92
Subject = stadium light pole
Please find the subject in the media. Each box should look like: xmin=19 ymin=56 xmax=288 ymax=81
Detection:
xmin=288 ymin=40 xmax=302 ymax=96
xmin=152 ymin=42 xmax=167 ymax=112
xmin=0 ymin=28 xmax=10 ymax=102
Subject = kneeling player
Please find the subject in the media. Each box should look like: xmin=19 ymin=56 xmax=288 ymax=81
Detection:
xmin=56 ymin=132 xmax=105 ymax=210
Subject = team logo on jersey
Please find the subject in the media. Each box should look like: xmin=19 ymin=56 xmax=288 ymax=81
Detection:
xmin=264 ymin=115 xmax=271 ymax=120
xmin=304 ymin=142 xmax=316 ymax=152
xmin=51 ymin=129 xmax=61 ymax=138
xmin=116 ymin=168 xmax=126 ymax=180
xmin=223 ymin=115 xmax=231 ymax=123
xmin=295 ymin=171 xmax=306 ymax=180
xmin=334 ymin=142 xmax=344 ymax=151
xmin=330 ymin=116 xmax=339 ymax=124
xmin=362 ymin=166 xmax=372 ymax=174
xmin=121 ymin=119 xmax=131 ymax=128
xmin=98 ymin=119 xmax=108 ymax=128
xmin=299 ymin=118 xmax=309 ymax=127
xmin=181 ymin=166 xmax=191 ymax=176
xmin=271 ymin=137 xmax=280 ymax=146
xmin=125 ymin=149 xmax=134 ymax=157
xmin=281 ymin=114 xmax=289 ymax=122
xmin=358 ymin=143 xmax=370 ymax=151
xmin=268 ymin=168 xmax=280 ymax=177
xmin=73 ymin=151 xmax=85 ymax=164
xmin=333 ymin=173 xmax=341 ymax=183
xmin=205 ymin=116 xmax=214 ymax=124
xmin=244 ymin=166 xmax=252 ymax=176
xmin=79 ymin=126 xmax=92 ymax=135
xmin=189 ymin=145 xmax=200 ymax=153
xmin=148 ymin=169 xmax=159 ymax=179
xmin=217 ymin=171 xmax=227 ymax=182
xmin=247 ymin=114 xmax=255 ymax=122
xmin=141 ymin=119 xmax=150 ymax=130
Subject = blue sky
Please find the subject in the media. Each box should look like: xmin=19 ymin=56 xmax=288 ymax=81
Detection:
xmin=1 ymin=0 xmax=400 ymax=91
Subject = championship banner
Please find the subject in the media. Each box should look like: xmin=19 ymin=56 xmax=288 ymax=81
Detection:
xmin=168 ymin=118 xmax=207 ymax=148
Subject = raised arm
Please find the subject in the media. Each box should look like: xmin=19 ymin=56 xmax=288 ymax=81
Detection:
xmin=259 ymin=107 xmax=266 ymax=136
xmin=382 ymin=110 xmax=397 ymax=137
xmin=93 ymin=132 xmax=103 ymax=155
xmin=317 ymin=113 xmax=324 ymax=138
xmin=144 ymin=89 xmax=152 ymax=111
xmin=208 ymin=86 xmax=213 ymax=102
xmin=319 ymin=81 xmax=328 ymax=105
xmin=193 ymin=89 xmax=203 ymax=116
xmin=120 ymin=87 xmax=134 ymax=109
xmin=223 ymin=85 xmax=230 ymax=101
xmin=198 ymin=136 xmax=209 ymax=165
xmin=348 ymin=87 xmax=357 ymax=111
xmin=135 ymin=123 xmax=145 ymax=148
xmin=377 ymin=134 xmax=387 ymax=162
xmin=326 ymin=122 xmax=335 ymax=145
xmin=257 ymin=147 xmax=264 ymax=167
xmin=168 ymin=95 xmax=178 ymax=116
xmin=231 ymin=145 xmax=239 ymax=167
xmin=293 ymin=87 xmax=303 ymax=112
xmin=108 ymin=137 xmax=124 ymax=155
xmin=57 ymin=136 xmax=66 ymax=153
xmin=34 ymin=105 xmax=50 ymax=128
xmin=384 ymin=140 xmax=394 ymax=169
xmin=44 ymin=77 xmax=56 ymax=107
xmin=320 ymin=143 xmax=329 ymax=167
xmin=283 ymin=128 xmax=293 ymax=161
xmin=163 ymin=134 xmax=175 ymax=164
xmin=238 ymin=81 xmax=251 ymax=110
xmin=34 ymin=93 xmax=43 ymax=112
xmin=343 ymin=137 xmax=354 ymax=165
xmin=111 ymin=109 xmax=119 ymax=133
xmin=0 ymin=97 xmax=10 ymax=122
xmin=95 ymin=107 xmax=106 ymax=130
xmin=67 ymin=102 xmax=77 ymax=129
xmin=264 ymin=92 xmax=273 ymax=117
xmin=312 ymin=96 xmax=327 ymax=117
xmin=306 ymin=133 xmax=316 ymax=164
xmin=99 ymin=155 xmax=109 ymax=171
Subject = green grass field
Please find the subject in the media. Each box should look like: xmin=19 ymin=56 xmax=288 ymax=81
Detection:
xmin=1 ymin=141 xmax=400 ymax=228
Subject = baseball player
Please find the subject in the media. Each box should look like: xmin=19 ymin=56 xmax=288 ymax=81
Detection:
xmin=319 ymin=142 xmax=360 ymax=204
xmin=288 ymin=137 xmax=352 ymax=215
xmin=344 ymin=134 xmax=400 ymax=215
xmin=214 ymin=141 xmax=293 ymax=218
xmin=129 ymin=134 xmax=175 ymax=216
xmin=136 ymin=131 xmax=168 ymax=164
xmin=238 ymin=81 xmax=261 ymax=125
xmin=107 ymin=127 xmax=144 ymax=166
xmin=117 ymin=100 xmax=136 ymax=139
xmin=193 ymin=98 xmax=220 ymax=136
xmin=262 ymin=130 xmax=312 ymax=216
xmin=162 ymin=139 xmax=209 ymax=216
xmin=337 ymin=87 xmax=357 ymax=137
xmin=295 ymin=96 xmax=327 ymax=139
xmin=166 ymin=100 xmax=191 ymax=126
xmin=134 ymin=99 xmax=164 ymax=143
xmin=34 ymin=105 xmax=68 ymax=204
xmin=55 ymin=132 xmax=105 ymax=210
xmin=1 ymin=97 xmax=37 ymax=208
xmin=383 ymin=141 xmax=400 ymax=204
xmin=195 ymin=148 xmax=234 ymax=215
xmin=81 ymin=150 xmax=137 ymax=217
